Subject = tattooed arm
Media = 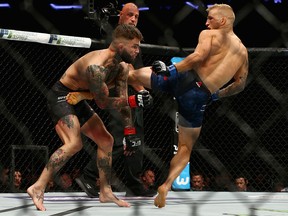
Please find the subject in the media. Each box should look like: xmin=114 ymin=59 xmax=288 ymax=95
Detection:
xmin=114 ymin=64 xmax=134 ymax=128
xmin=66 ymin=63 xmax=146 ymax=105
xmin=218 ymin=58 xmax=248 ymax=98
xmin=87 ymin=63 xmax=130 ymax=110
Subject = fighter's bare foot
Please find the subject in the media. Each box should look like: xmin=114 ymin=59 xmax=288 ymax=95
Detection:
xmin=154 ymin=185 xmax=168 ymax=208
xmin=99 ymin=192 xmax=130 ymax=207
xmin=27 ymin=185 xmax=46 ymax=211
xmin=66 ymin=92 xmax=92 ymax=105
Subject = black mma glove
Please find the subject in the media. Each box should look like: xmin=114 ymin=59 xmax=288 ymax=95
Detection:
xmin=123 ymin=127 xmax=141 ymax=152
xmin=151 ymin=60 xmax=178 ymax=77
xmin=128 ymin=89 xmax=153 ymax=108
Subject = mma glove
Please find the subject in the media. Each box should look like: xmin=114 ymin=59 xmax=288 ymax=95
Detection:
xmin=207 ymin=90 xmax=220 ymax=105
xmin=151 ymin=60 xmax=177 ymax=77
xmin=128 ymin=89 xmax=153 ymax=108
xmin=123 ymin=127 xmax=142 ymax=152
xmin=211 ymin=90 xmax=220 ymax=101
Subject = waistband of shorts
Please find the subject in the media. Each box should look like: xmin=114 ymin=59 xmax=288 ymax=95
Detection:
xmin=193 ymin=72 xmax=211 ymax=95
xmin=52 ymin=80 xmax=73 ymax=92
xmin=54 ymin=81 xmax=89 ymax=93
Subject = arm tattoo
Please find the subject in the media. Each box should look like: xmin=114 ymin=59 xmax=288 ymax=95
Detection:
xmin=120 ymin=107 xmax=134 ymax=127
xmin=221 ymin=72 xmax=247 ymax=97
xmin=220 ymin=60 xmax=248 ymax=98
xmin=86 ymin=64 xmax=129 ymax=109
xmin=87 ymin=65 xmax=110 ymax=107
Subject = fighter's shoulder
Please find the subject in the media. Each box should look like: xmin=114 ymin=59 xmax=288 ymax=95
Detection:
xmin=238 ymin=42 xmax=248 ymax=58
xmin=198 ymin=29 xmax=219 ymax=41
xmin=199 ymin=29 xmax=213 ymax=37
xmin=201 ymin=29 xmax=221 ymax=35
xmin=85 ymin=49 xmax=105 ymax=59
xmin=233 ymin=34 xmax=247 ymax=51
xmin=80 ymin=50 xmax=107 ymax=66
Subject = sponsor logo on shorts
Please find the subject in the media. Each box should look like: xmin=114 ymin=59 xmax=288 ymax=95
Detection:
xmin=57 ymin=96 xmax=66 ymax=103
xmin=196 ymin=81 xmax=202 ymax=87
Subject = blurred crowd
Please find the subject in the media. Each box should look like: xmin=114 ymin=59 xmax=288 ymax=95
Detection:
xmin=1 ymin=164 xmax=287 ymax=193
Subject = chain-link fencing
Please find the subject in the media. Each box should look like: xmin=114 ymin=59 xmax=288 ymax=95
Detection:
xmin=0 ymin=0 xmax=288 ymax=215
xmin=0 ymin=37 xmax=287 ymax=193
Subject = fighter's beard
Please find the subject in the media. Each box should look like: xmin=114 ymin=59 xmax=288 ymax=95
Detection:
xmin=120 ymin=49 xmax=134 ymax=64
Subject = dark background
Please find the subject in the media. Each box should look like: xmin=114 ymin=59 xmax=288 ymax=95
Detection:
xmin=0 ymin=0 xmax=287 ymax=48
xmin=0 ymin=0 xmax=287 ymax=193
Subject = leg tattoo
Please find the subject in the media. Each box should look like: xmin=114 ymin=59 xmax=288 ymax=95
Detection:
xmin=97 ymin=152 xmax=112 ymax=184
xmin=46 ymin=148 xmax=70 ymax=173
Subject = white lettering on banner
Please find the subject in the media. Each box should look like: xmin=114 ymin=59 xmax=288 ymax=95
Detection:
xmin=0 ymin=28 xmax=92 ymax=48
xmin=175 ymin=176 xmax=190 ymax=185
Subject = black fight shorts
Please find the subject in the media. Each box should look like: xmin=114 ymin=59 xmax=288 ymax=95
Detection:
xmin=47 ymin=81 xmax=94 ymax=126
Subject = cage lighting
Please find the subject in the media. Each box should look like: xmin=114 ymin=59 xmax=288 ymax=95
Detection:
xmin=0 ymin=3 xmax=10 ymax=8
xmin=185 ymin=2 xmax=199 ymax=10
xmin=50 ymin=3 xmax=83 ymax=10
xmin=138 ymin=7 xmax=149 ymax=11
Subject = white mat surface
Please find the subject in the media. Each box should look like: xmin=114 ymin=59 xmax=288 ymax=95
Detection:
xmin=1 ymin=191 xmax=288 ymax=216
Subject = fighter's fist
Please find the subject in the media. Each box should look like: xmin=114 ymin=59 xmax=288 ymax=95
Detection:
xmin=151 ymin=60 xmax=177 ymax=77
xmin=128 ymin=90 xmax=153 ymax=108
xmin=123 ymin=134 xmax=141 ymax=152
xmin=123 ymin=127 xmax=141 ymax=153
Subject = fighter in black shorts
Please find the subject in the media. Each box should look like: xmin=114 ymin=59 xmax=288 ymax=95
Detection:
xmin=26 ymin=24 xmax=153 ymax=211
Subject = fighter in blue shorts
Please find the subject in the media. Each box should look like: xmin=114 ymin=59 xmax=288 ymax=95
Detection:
xmin=128 ymin=33 xmax=247 ymax=208
xmin=127 ymin=3 xmax=248 ymax=209
xmin=150 ymin=66 xmax=211 ymax=128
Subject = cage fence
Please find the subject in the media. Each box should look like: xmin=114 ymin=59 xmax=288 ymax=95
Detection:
xmin=0 ymin=38 xmax=287 ymax=193
xmin=0 ymin=0 xmax=288 ymax=215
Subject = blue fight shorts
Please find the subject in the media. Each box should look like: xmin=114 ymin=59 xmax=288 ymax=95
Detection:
xmin=151 ymin=70 xmax=211 ymax=128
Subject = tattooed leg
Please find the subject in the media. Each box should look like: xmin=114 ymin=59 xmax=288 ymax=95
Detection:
xmin=97 ymin=153 xmax=130 ymax=207
xmin=27 ymin=148 xmax=71 ymax=211
xmin=46 ymin=148 xmax=71 ymax=172
xmin=97 ymin=153 xmax=112 ymax=186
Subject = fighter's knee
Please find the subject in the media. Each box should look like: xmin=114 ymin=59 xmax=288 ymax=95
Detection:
xmin=100 ymin=133 xmax=114 ymax=151
xmin=106 ymin=133 xmax=114 ymax=148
